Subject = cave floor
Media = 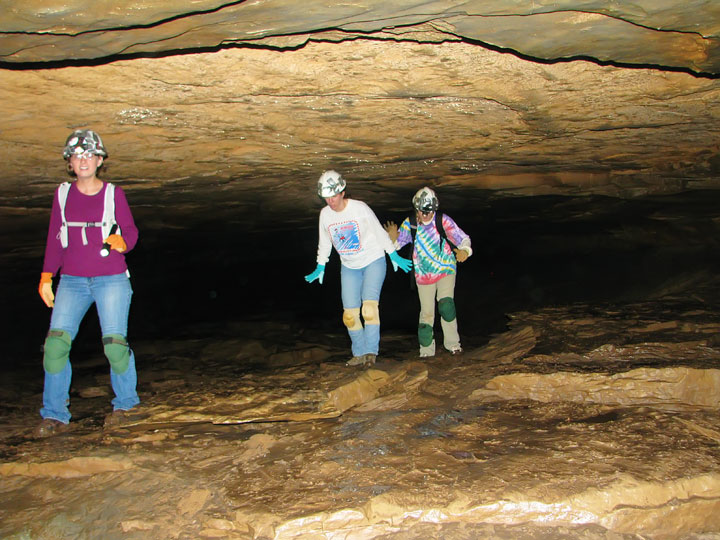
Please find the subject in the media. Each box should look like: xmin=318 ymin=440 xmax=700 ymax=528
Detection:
xmin=2 ymin=291 xmax=720 ymax=540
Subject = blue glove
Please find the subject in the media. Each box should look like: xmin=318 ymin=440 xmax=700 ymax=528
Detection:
xmin=304 ymin=264 xmax=325 ymax=284
xmin=388 ymin=251 xmax=412 ymax=273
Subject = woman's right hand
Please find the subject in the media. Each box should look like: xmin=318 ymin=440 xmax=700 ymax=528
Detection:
xmin=38 ymin=272 xmax=54 ymax=308
xmin=304 ymin=264 xmax=325 ymax=285
xmin=103 ymin=233 xmax=127 ymax=253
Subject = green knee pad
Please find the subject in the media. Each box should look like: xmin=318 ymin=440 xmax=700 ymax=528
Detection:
xmin=43 ymin=330 xmax=72 ymax=374
xmin=103 ymin=334 xmax=130 ymax=374
xmin=418 ymin=323 xmax=434 ymax=347
xmin=438 ymin=297 xmax=457 ymax=322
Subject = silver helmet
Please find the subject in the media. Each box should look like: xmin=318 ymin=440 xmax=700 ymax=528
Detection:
xmin=62 ymin=129 xmax=108 ymax=159
xmin=412 ymin=187 xmax=439 ymax=213
xmin=317 ymin=170 xmax=346 ymax=198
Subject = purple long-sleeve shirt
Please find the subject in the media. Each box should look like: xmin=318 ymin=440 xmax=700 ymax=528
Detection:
xmin=42 ymin=182 xmax=138 ymax=277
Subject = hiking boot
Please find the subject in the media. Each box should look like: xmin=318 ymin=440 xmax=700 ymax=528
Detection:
xmin=34 ymin=418 xmax=69 ymax=438
xmin=104 ymin=406 xmax=146 ymax=429
xmin=346 ymin=354 xmax=376 ymax=366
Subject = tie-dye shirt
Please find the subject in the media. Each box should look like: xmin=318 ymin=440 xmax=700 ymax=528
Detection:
xmin=395 ymin=213 xmax=471 ymax=285
xmin=316 ymin=199 xmax=394 ymax=270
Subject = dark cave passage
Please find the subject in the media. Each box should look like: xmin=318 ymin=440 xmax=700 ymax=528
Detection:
xmin=5 ymin=188 xmax=719 ymax=369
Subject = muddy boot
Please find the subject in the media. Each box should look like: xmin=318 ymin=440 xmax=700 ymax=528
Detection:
xmin=33 ymin=418 xmax=70 ymax=438
xmin=104 ymin=406 xmax=147 ymax=429
xmin=347 ymin=354 xmax=376 ymax=366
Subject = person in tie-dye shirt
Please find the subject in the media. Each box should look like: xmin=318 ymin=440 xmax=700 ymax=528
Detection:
xmin=385 ymin=187 xmax=472 ymax=358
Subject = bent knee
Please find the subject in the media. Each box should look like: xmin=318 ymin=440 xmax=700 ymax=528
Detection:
xmin=361 ymin=300 xmax=379 ymax=325
xmin=418 ymin=323 xmax=434 ymax=347
xmin=438 ymin=297 xmax=456 ymax=322
xmin=43 ymin=329 xmax=72 ymax=374
xmin=343 ymin=308 xmax=363 ymax=331
xmin=103 ymin=334 xmax=130 ymax=374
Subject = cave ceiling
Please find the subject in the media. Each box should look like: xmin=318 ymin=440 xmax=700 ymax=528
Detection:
xmin=1 ymin=1 xmax=720 ymax=231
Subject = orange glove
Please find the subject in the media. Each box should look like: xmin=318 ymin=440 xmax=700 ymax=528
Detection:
xmin=39 ymin=272 xmax=54 ymax=308
xmin=103 ymin=234 xmax=127 ymax=253
xmin=454 ymin=248 xmax=469 ymax=263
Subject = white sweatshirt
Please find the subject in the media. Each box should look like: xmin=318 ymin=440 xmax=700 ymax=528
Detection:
xmin=316 ymin=199 xmax=394 ymax=269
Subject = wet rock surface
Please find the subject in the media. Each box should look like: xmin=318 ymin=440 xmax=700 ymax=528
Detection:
xmin=2 ymin=284 xmax=720 ymax=539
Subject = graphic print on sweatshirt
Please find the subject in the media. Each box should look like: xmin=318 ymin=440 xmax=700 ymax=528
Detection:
xmin=330 ymin=220 xmax=361 ymax=255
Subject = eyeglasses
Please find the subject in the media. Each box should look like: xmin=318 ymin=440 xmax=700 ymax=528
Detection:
xmin=70 ymin=150 xmax=97 ymax=160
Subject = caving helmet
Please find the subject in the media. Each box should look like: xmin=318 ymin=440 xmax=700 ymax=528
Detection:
xmin=412 ymin=186 xmax=439 ymax=214
xmin=317 ymin=170 xmax=346 ymax=198
xmin=62 ymin=129 xmax=108 ymax=160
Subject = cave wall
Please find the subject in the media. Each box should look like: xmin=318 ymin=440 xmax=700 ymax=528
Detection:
xmin=1 ymin=1 xmax=718 ymax=210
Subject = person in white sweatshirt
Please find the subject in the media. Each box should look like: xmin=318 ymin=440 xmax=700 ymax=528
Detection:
xmin=305 ymin=170 xmax=412 ymax=366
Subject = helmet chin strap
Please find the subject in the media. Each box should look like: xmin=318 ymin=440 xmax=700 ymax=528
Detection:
xmin=418 ymin=211 xmax=435 ymax=225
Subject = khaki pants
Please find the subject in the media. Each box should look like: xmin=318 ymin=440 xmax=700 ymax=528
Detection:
xmin=417 ymin=274 xmax=460 ymax=356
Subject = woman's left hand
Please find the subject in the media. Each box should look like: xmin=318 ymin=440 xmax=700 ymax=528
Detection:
xmin=454 ymin=248 xmax=469 ymax=263
xmin=388 ymin=251 xmax=412 ymax=273
xmin=104 ymin=234 xmax=127 ymax=253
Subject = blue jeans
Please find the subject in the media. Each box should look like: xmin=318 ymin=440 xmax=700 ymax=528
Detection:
xmin=41 ymin=273 xmax=140 ymax=423
xmin=340 ymin=256 xmax=386 ymax=357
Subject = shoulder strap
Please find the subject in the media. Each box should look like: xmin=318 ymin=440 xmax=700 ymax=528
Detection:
xmin=436 ymin=213 xmax=456 ymax=249
xmin=57 ymin=182 xmax=118 ymax=248
xmin=101 ymin=183 xmax=118 ymax=239
xmin=409 ymin=215 xmax=417 ymax=242
xmin=57 ymin=182 xmax=72 ymax=248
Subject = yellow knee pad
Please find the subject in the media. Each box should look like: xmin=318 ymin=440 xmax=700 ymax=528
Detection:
xmin=342 ymin=308 xmax=363 ymax=331
xmin=361 ymin=300 xmax=380 ymax=326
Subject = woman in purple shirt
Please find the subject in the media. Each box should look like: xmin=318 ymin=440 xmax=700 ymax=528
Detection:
xmin=35 ymin=129 xmax=141 ymax=437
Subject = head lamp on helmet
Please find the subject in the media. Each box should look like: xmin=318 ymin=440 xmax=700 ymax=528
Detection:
xmin=63 ymin=129 xmax=108 ymax=160
xmin=317 ymin=170 xmax=346 ymax=198
xmin=412 ymin=187 xmax=439 ymax=214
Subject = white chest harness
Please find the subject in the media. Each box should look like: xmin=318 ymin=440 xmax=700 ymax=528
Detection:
xmin=56 ymin=182 xmax=119 ymax=247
